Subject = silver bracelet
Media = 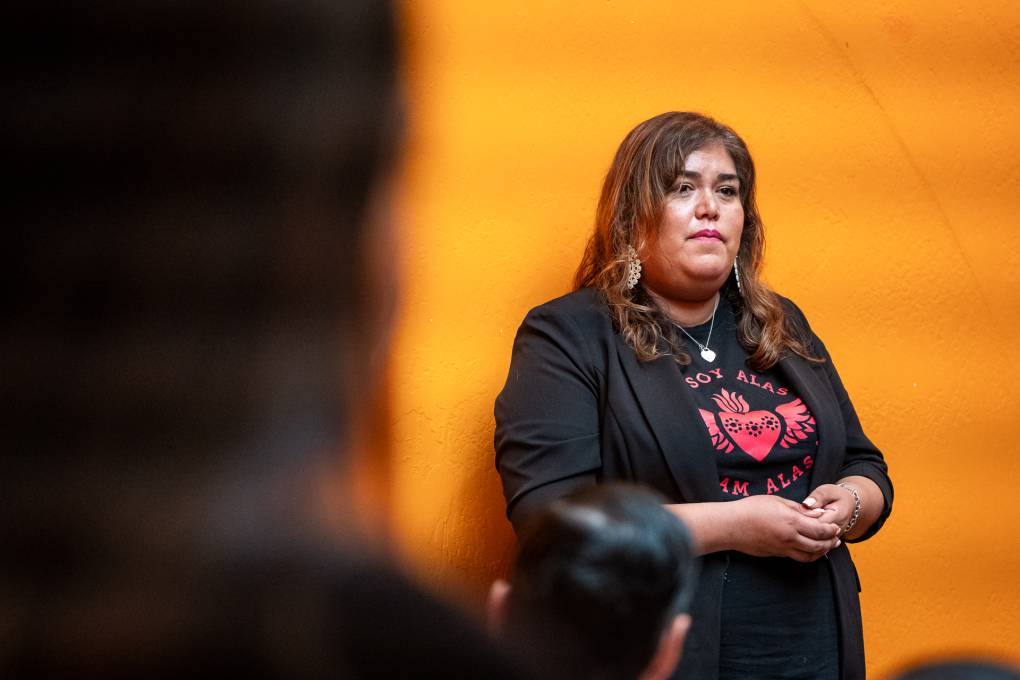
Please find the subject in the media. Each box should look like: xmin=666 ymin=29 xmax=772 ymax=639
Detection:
xmin=838 ymin=483 xmax=862 ymax=535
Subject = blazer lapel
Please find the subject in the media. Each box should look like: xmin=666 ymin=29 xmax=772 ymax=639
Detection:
xmin=778 ymin=355 xmax=846 ymax=484
xmin=618 ymin=340 xmax=721 ymax=503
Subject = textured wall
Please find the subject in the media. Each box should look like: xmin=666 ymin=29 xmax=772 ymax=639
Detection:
xmin=391 ymin=1 xmax=1020 ymax=674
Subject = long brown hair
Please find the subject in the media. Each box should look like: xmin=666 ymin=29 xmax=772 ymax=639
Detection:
xmin=574 ymin=112 xmax=820 ymax=370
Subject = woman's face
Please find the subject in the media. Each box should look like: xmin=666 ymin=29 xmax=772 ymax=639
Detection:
xmin=638 ymin=143 xmax=744 ymax=303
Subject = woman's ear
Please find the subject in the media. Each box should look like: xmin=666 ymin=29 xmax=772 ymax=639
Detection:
xmin=639 ymin=613 xmax=691 ymax=680
xmin=486 ymin=579 xmax=512 ymax=635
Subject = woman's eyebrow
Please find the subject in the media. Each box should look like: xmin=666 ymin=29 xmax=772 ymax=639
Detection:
xmin=677 ymin=170 xmax=740 ymax=182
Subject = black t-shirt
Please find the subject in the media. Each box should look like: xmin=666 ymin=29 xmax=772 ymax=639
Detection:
xmin=676 ymin=296 xmax=839 ymax=680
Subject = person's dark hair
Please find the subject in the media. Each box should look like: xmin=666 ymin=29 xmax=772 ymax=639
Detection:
xmin=891 ymin=659 xmax=1020 ymax=680
xmin=504 ymin=484 xmax=697 ymax=680
xmin=2 ymin=0 xmax=398 ymax=675
xmin=5 ymin=0 xmax=399 ymax=464
xmin=573 ymin=111 xmax=821 ymax=371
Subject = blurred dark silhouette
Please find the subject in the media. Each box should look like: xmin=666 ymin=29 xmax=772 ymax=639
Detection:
xmin=2 ymin=2 xmax=527 ymax=677
xmin=890 ymin=659 xmax=1020 ymax=680
xmin=488 ymin=484 xmax=698 ymax=680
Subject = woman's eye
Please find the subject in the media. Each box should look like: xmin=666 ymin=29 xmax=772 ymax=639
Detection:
xmin=718 ymin=186 xmax=738 ymax=197
xmin=677 ymin=184 xmax=693 ymax=195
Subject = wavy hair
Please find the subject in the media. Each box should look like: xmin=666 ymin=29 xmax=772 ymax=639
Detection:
xmin=573 ymin=111 xmax=820 ymax=370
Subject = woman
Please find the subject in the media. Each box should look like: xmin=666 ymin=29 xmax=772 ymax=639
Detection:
xmin=495 ymin=112 xmax=893 ymax=680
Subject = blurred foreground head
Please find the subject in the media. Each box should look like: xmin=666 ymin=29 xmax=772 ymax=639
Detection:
xmin=2 ymin=0 xmax=401 ymax=674
xmin=489 ymin=484 xmax=698 ymax=680
xmin=890 ymin=659 xmax=1020 ymax=680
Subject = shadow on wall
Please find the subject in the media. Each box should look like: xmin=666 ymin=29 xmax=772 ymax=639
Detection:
xmin=445 ymin=271 xmax=575 ymax=606
xmin=450 ymin=402 xmax=519 ymax=603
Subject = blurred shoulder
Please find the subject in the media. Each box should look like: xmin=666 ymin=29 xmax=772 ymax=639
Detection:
xmin=330 ymin=555 xmax=533 ymax=680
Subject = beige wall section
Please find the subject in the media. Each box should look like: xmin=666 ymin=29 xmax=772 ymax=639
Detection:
xmin=391 ymin=0 xmax=1020 ymax=675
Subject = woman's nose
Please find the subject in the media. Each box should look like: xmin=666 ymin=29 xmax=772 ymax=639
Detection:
xmin=695 ymin=191 xmax=719 ymax=220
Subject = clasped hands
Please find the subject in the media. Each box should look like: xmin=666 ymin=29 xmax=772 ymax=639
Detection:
xmin=732 ymin=484 xmax=856 ymax=563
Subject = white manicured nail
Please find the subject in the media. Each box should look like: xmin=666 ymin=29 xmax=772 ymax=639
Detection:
xmin=802 ymin=497 xmax=817 ymax=507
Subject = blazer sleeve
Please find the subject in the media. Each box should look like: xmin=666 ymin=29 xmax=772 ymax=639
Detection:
xmin=494 ymin=302 xmax=602 ymax=534
xmin=790 ymin=304 xmax=894 ymax=542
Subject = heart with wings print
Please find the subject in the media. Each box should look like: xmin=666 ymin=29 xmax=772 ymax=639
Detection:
xmin=699 ymin=389 xmax=816 ymax=462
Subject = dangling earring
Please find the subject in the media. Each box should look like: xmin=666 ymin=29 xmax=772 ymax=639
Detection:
xmin=733 ymin=258 xmax=743 ymax=295
xmin=625 ymin=245 xmax=642 ymax=290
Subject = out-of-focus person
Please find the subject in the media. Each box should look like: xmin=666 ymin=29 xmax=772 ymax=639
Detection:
xmin=488 ymin=484 xmax=698 ymax=680
xmin=1 ymin=2 xmax=528 ymax=678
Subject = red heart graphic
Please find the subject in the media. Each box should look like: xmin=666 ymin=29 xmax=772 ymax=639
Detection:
xmin=718 ymin=410 xmax=782 ymax=461
xmin=709 ymin=389 xmax=783 ymax=462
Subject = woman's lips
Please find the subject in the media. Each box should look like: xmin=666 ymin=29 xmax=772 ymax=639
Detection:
xmin=691 ymin=229 xmax=722 ymax=240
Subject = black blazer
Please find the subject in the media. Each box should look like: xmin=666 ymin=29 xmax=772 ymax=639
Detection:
xmin=495 ymin=288 xmax=893 ymax=680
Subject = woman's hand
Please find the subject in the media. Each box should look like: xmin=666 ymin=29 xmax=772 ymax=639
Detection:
xmin=801 ymin=483 xmax=856 ymax=534
xmin=803 ymin=476 xmax=885 ymax=541
xmin=729 ymin=495 xmax=841 ymax=563
xmin=665 ymin=496 xmax=841 ymax=561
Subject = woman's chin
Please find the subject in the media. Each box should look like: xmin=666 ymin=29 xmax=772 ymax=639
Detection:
xmin=681 ymin=264 xmax=732 ymax=288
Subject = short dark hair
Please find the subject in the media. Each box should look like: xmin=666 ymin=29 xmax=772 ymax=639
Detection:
xmin=3 ymin=0 xmax=398 ymax=537
xmin=504 ymin=483 xmax=697 ymax=680
xmin=4 ymin=0 xmax=398 ymax=463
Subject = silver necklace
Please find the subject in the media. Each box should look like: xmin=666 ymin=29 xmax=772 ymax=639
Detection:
xmin=674 ymin=295 xmax=719 ymax=363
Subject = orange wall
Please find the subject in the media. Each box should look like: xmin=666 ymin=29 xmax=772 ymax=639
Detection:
xmin=392 ymin=1 xmax=1020 ymax=675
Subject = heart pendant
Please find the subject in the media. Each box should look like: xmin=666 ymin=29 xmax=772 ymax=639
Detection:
xmin=700 ymin=348 xmax=716 ymax=362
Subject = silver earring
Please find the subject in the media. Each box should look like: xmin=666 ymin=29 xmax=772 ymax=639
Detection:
xmin=625 ymin=245 xmax=642 ymax=290
xmin=733 ymin=259 xmax=743 ymax=295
